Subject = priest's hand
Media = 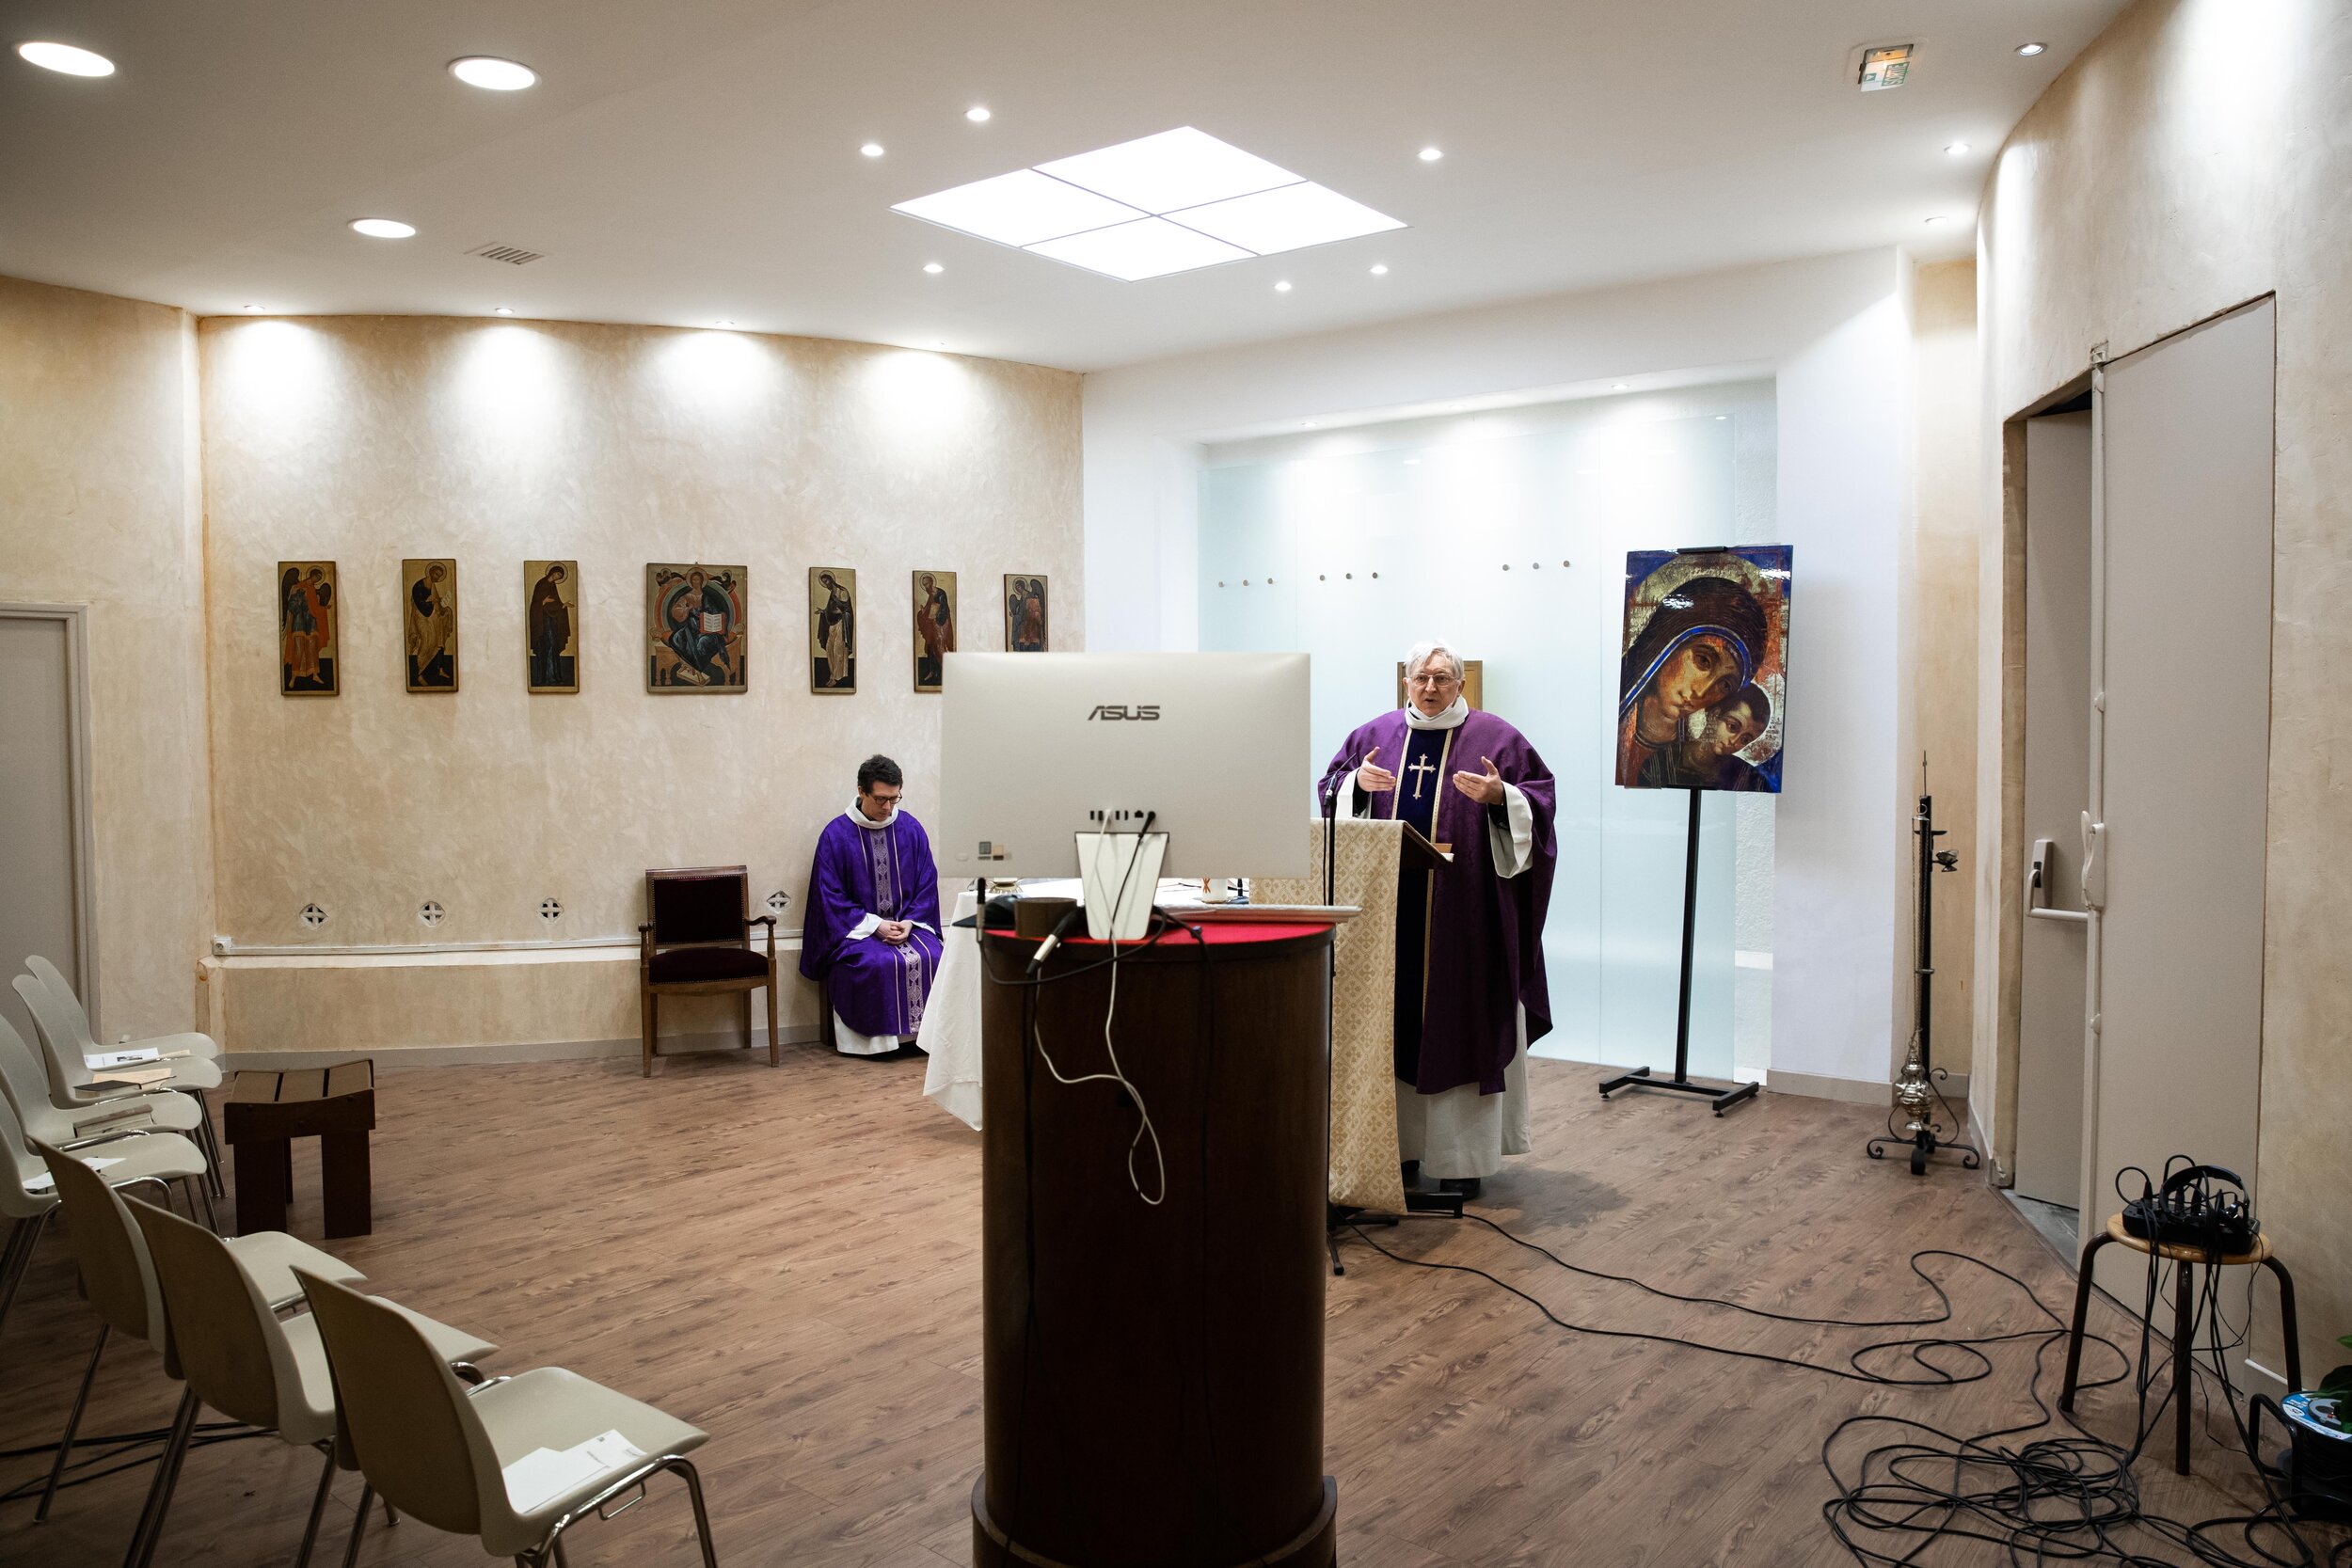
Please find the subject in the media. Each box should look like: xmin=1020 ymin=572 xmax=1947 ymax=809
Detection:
xmin=1453 ymin=755 xmax=1507 ymax=806
xmin=1355 ymin=746 xmax=1398 ymax=794
xmin=877 ymin=920 xmax=913 ymax=944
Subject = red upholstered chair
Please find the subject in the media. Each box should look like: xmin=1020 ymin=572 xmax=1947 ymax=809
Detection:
xmin=637 ymin=866 xmax=778 ymax=1077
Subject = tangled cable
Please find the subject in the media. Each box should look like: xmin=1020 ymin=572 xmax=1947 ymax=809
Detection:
xmin=1342 ymin=1210 xmax=2351 ymax=1565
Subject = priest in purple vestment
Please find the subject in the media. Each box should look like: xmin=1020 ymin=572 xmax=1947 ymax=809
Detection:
xmin=800 ymin=754 xmax=946 ymax=1058
xmin=1320 ymin=640 xmax=1557 ymax=1197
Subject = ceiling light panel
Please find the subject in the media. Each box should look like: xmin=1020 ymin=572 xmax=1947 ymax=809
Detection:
xmin=1036 ymin=127 xmax=1299 ymax=214
xmin=1168 ymin=182 xmax=1404 ymax=254
xmin=1025 ymin=218 xmax=1252 ymax=281
xmin=893 ymin=168 xmax=1144 ymax=247
xmin=893 ymin=126 xmax=1406 ymax=281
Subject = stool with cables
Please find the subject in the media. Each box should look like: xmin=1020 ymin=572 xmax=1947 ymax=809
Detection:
xmin=2058 ymin=1211 xmax=2303 ymax=1476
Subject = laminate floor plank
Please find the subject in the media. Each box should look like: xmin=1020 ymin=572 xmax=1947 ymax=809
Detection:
xmin=0 ymin=1047 xmax=2332 ymax=1567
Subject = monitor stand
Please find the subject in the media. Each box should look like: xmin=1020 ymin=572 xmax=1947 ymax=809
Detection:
xmin=1076 ymin=831 xmax=1167 ymax=941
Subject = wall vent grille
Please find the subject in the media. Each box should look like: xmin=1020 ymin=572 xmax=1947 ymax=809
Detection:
xmin=468 ymin=243 xmax=545 ymax=266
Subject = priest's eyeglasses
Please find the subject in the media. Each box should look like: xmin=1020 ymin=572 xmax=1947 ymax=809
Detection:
xmin=1407 ymin=672 xmax=1459 ymax=688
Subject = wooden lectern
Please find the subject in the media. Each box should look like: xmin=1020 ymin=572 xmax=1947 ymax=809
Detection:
xmin=973 ymin=922 xmax=1340 ymax=1568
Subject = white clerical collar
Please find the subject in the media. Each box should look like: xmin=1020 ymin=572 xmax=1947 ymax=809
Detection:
xmin=846 ymin=804 xmax=896 ymax=831
xmin=1405 ymin=696 xmax=1469 ymax=731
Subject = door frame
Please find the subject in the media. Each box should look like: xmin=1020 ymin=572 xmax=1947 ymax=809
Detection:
xmin=0 ymin=602 xmax=102 ymax=1033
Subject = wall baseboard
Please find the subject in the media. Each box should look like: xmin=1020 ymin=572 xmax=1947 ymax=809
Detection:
xmin=220 ymin=1024 xmax=824 ymax=1073
xmin=1763 ymin=1068 xmax=1973 ymax=1108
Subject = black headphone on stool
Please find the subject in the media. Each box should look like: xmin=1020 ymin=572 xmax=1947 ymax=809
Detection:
xmin=2119 ymin=1157 xmax=2259 ymax=1258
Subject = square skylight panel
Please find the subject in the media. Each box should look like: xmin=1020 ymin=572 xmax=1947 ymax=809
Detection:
xmin=890 ymin=126 xmax=1406 ymax=279
xmin=1036 ymin=127 xmax=1300 ymax=214
xmin=1166 ymin=182 xmax=1406 ymax=254
xmin=1025 ymin=217 xmax=1253 ymax=281
xmin=892 ymin=169 xmax=1145 ymax=247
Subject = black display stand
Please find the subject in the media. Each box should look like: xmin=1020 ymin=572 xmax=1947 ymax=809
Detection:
xmin=1597 ymin=787 xmax=1760 ymax=1117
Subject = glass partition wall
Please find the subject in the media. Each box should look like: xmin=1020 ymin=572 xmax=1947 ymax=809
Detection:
xmin=1198 ymin=385 xmax=1776 ymax=1079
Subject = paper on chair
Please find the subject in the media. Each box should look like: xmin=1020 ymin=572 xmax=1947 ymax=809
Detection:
xmin=106 ymin=1067 xmax=176 ymax=1086
xmin=502 ymin=1429 xmax=646 ymax=1514
xmin=25 ymin=1155 xmax=123 ymax=1194
xmin=88 ymin=1048 xmax=162 ymax=1069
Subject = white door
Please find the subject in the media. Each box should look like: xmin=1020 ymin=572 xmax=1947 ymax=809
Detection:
xmin=2012 ymin=412 xmax=2092 ymax=1205
xmin=2085 ymin=300 xmax=2272 ymax=1297
xmin=0 ymin=609 xmax=94 ymax=1045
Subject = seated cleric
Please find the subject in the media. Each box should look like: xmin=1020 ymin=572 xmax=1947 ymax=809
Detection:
xmin=799 ymin=754 xmax=944 ymax=1057
xmin=1321 ymin=640 xmax=1556 ymax=1199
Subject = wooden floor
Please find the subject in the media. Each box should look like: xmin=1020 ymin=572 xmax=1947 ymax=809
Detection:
xmin=0 ymin=1047 xmax=2322 ymax=1567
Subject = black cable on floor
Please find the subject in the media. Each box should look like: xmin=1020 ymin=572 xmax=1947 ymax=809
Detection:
xmin=1341 ymin=1213 xmax=2351 ymax=1566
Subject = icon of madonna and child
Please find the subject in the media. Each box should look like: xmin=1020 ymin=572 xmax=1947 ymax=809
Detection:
xmin=1615 ymin=546 xmax=1791 ymax=794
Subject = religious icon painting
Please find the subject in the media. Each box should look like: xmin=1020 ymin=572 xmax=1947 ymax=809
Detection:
xmin=401 ymin=558 xmax=459 ymax=693
xmin=278 ymin=561 xmax=339 ymax=696
xmin=1003 ymin=573 xmax=1048 ymax=653
xmin=912 ymin=569 xmax=957 ymax=693
xmin=524 ymin=560 xmax=579 ymax=693
xmin=1615 ymin=545 xmax=1791 ymax=793
xmin=808 ymin=567 xmax=857 ymax=693
xmin=646 ymin=563 xmax=747 ymax=693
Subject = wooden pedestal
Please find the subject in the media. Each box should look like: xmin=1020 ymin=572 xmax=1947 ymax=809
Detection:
xmin=974 ymin=925 xmax=1338 ymax=1568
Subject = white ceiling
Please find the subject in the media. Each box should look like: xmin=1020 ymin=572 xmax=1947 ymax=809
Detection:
xmin=1 ymin=0 xmax=2123 ymax=372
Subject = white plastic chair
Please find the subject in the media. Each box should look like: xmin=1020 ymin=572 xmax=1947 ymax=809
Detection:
xmin=299 ymin=1269 xmax=720 ymax=1568
xmin=0 ymin=1008 xmax=210 ymax=1149
xmin=18 ymin=960 xmax=226 ymax=1196
xmin=29 ymin=1139 xmax=365 ymax=1538
xmin=126 ymin=1195 xmax=496 ymax=1568
xmin=0 ymin=1085 xmax=209 ymax=1334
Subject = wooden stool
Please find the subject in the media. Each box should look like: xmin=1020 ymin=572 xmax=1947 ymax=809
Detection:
xmin=2058 ymin=1212 xmax=2301 ymax=1475
xmin=222 ymin=1060 xmax=376 ymax=1239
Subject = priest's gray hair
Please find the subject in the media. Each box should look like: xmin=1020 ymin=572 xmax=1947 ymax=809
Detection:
xmin=1403 ymin=640 xmax=1465 ymax=682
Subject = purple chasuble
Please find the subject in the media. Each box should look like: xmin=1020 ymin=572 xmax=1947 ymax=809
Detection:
xmin=798 ymin=808 xmax=946 ymax=1038
xmin=1320 ymin=710 xmax=1557 ymax=1096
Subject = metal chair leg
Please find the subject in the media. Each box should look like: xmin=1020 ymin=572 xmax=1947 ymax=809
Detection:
xmin=0 ymin=1211 xmax=49 ymax=1334
xmin=2058 ymin=1229 xmax=2115 ymax=1414
xmin=126 ymin=1384 xmax=199 ymax=1568
xmin=673 ymin=1457 xmax=720 ymax=1568
xmin=295 ymin=1446 xmax=338 ymax=1568
xmin=37 ymin=1321 xmax=108 ymax=1520
xmin=340 ymin=1482 xmax=373 ymax=1568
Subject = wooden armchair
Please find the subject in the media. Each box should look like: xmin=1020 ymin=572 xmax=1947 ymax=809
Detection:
xmin=638 ymin=865 xmax=778 ymax=1077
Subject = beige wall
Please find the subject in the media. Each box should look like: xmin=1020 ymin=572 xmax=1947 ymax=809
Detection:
xmin=0 ymin=277 xmax=213 ymax=1042
xmin=197 ymin=316 xmax=1081 ymax=1056
xmin=1909 ymin=261 xmax=1982 ymax=1096
xmin=1975 ymin=0 xmax=2349 ymax=1377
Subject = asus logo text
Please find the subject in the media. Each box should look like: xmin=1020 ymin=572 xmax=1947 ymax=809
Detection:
xmin=1087 ymin=704 xmax=1161 ymax=721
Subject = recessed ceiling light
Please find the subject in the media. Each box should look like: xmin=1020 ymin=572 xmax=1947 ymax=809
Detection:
xmin=449 ymin=56 xmax=535 ymax=90
xmin=493 ymin=306 xmax=515 ymax=315
xmin=1274 ymin=279 xmax=1293 ymax=293
xmin=349 ymin=217 xmax=416 ymax=239
xmin=242 ymin=304 xmax=263 ymax=313
xmin=892 ymin=126 xmax=1407 ymax=280
xmin=15 ymin=41 xmax=114 ymax=76
xmin=1369 ymin=263 xmax=1389 ymax=276
xmin=2015 ymin=41 xmax=2046 ymax=56
xmin=1612 ymin=382 xmax=1629 ymax=390
xmin=923 ymin=261 xmax=944 ymax=274
xmin=966 ymin=105 xmax=992 ymax=123
xmin=1945 ymin=142 xmax=1971 ymax=156
xmin=1418 ymin=146 xmax=1443 ymax=162
xmin=860 ymin=142 xmax=884 ymax=158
